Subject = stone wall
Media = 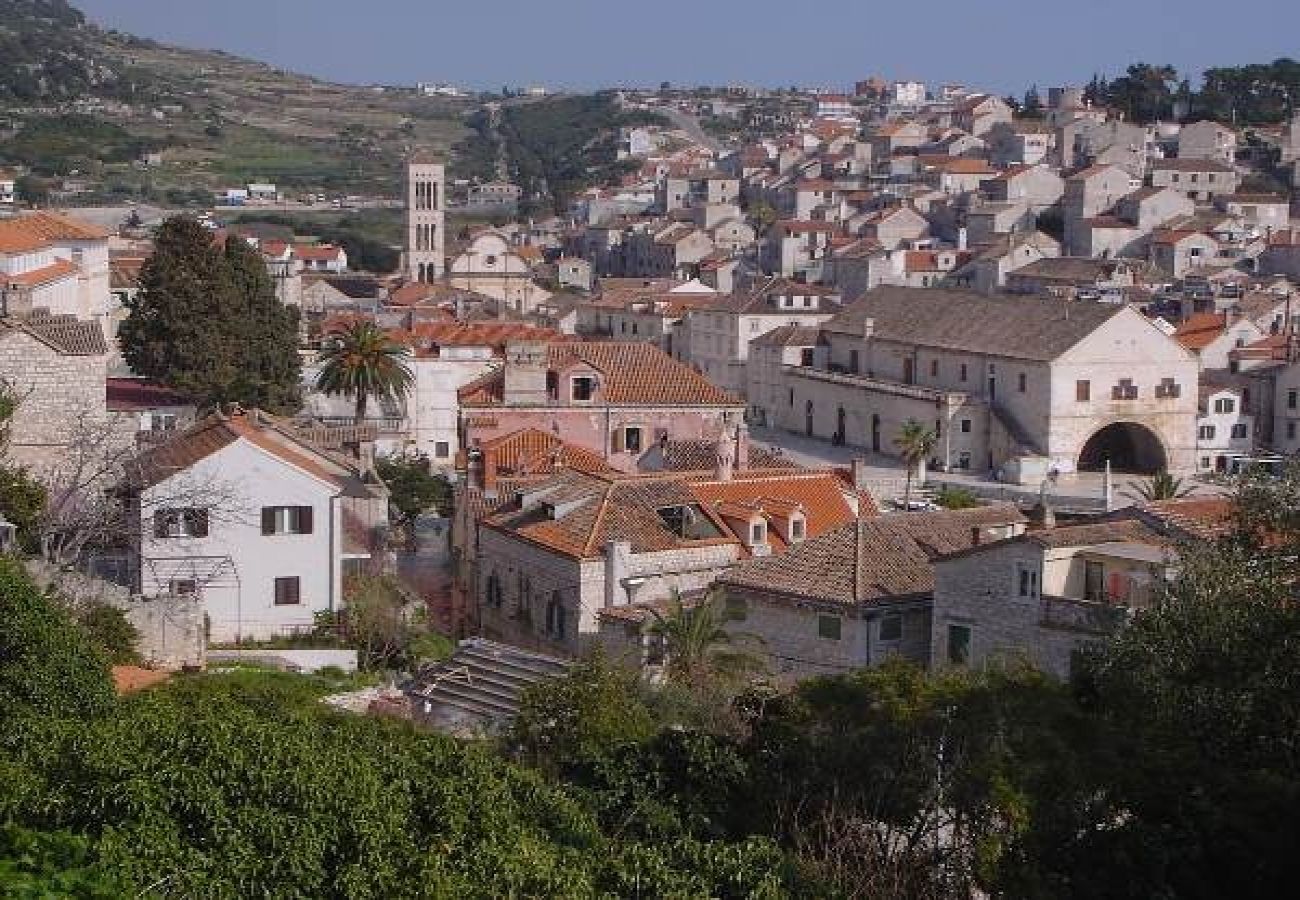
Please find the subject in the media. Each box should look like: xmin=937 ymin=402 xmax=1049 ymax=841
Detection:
xmin=25 ymin=561 xmax=206 ymax=669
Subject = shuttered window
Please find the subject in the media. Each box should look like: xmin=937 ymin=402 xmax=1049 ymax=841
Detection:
xmin=273 ymin=576 xmax=301 ymax=606
xmin=261 ymin=506 xmax=314 ymax=535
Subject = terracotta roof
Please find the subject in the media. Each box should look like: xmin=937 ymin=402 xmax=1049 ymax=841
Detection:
xmin=294 ymin=243 xmax=344 ymax=262
xmin=0 ymin=315 xmax=108 ymax=356
xmin=128 ymin=409 xmax=366 ymax=492
xmin=483 ymin=467 xmax=865 ymax=560
xmin=478 ymin=427 xmax=614 ymax=481
xmin=8 ymin=211 xmax=111 ymax=244
xmin=1120 ymin=497 xmax=1236 ymax=542
xmin=1172 ymin=312 xmax=1228 ymax=351
xmin=395 ymin=321 xmax=563 ymax=357
xmin=106 ymin=378 xmax=194 ymax=412
xmin=823 ymin=287 xmax=1128 ymax=361
xmin=658 ymin=439 xmax=798 ymax=472
xmin=720 ymin=505 xmax=1026 ymax=606
xmin=751 ymin=324 xmax=822 ymax=347
xmin=110 ymin=256 xmax=146 ymax=290
xmin=2 ymin=258 xmax=77 ymax=287
xmin=458 ymin=342 xmax=742 ymax=408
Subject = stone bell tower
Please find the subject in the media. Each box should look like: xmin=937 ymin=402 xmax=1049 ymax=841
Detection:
xmin=404 ymin=154 xmax=445 ymax=282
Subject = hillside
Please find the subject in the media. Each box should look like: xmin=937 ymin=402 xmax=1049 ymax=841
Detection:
xmin=0 ymin=0 xmax=470 ymax=200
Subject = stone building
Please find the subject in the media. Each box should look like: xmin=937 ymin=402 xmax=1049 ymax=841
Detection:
xmin=0 ymin=314 xmax=111 ymax=471
xmin=472 ymin=455 xmax=870 ymax=659
xmin=769 ymin=287 xmax=1199 ymax=480
xmin=714 ymin=505 xmax=1027 ymax=680
xmin=457 ymin=341 xmax=746 ymax=473
xmin=447 ymin=230 xmax=552 ymax=314
xmin=404 ymin=155 xmax=446 ymax=282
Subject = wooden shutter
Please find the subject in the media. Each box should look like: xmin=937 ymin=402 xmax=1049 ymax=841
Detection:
xmin=611 ymin=428 xmax=624 ymax=453
xmin=262 ymin=507 xmax=276 ymax=535
xmin=298 ymin=506 xmax=313 ymax=535
xmin=275 ymin=576 xmax=300 ymax=605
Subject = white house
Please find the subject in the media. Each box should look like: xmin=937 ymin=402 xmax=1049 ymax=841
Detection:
xmin=128 ymin=409 xmax=388 ymax=642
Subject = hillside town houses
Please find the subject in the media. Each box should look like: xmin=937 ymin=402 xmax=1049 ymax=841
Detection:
xmin=4 ymin=70 xmax=1300 ymax=708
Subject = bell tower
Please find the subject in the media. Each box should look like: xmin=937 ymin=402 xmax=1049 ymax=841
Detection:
xmin=404 ymin=154 xmax=445 ymax=282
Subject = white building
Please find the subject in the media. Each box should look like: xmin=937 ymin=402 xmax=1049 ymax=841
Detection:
xmin=129 ymin=409 xmax=388 ymax=642
xmin=0 ymin=211 xmax=113 ymax=335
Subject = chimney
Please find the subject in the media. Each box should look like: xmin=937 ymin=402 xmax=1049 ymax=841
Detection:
xmin=851 ymin=458 xmax=870 ymax=491
xmin=714 ymin=426 xmax=736 ymax=482
xmin=734 ymin=423 xmax=750 ymax=472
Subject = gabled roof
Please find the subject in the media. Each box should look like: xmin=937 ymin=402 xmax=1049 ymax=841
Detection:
xmin=0 ymin=315 xmax=108 ymax=356
xmin=458 ymin=342 xmax=742 ymax=407
xmin=822 ymin=287 xmax=1128 ymax=361
xmin=720 ymin=505 xmax=1026 ymax=606
xmin=657 ymin=439 xmax=797 ymax=472
xmin=11 ymin=211 xmax=111 ymax=243
xmin=1172 ymin=312 xmax=1229 ymax=351
xmin=477 ymin=427 xmax=614 ymax=480
xmin=127 ymin=409 xmax=369 ymax=492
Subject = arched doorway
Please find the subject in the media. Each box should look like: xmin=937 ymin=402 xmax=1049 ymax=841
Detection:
xmin=1077 ymin=422 xmax=1167 ymax=474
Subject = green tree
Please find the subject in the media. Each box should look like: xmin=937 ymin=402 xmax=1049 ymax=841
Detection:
xmin=118 ymin=216 xmax=301 ymax=412
xmin=222 ymin=235 xmax=302 ymax=412
xmin=647 ymin=588 xmax=761 ymax=687
xmin=13 ymin=174 xmax=48 ymax=207
xmin=893 ymin=419 xmax=937 ymax=511
xmin=0 ymin=557 xmax=114 ymax=725
xmin=315 ymin=321 xmax=414 ymax=425
xmin=76 ymin=603 xmax=141 ymax=666
xmin=375 ymin=452 xmax=451 ymax=531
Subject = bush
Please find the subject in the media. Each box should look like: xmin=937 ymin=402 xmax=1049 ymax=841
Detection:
xmin=934 ymin=486 xmax=981 ymax=509
xmin=76 ymin=603 xmax=141 ymax=665
xmin=0 ymin=557 xmax=114 ymax=724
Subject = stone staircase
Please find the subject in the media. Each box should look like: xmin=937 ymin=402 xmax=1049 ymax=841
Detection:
xmin=406 ymin=638 xmax=570 ymax=732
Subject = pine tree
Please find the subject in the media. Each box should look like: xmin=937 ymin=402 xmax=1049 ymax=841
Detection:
xmin=223 ymin=236 xmax=301 ymax=412
xmin=118 ymin=217 xmax=301 ymax=413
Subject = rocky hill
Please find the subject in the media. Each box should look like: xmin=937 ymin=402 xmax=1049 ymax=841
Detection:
xmin=0 ymin=0 xmax=469 ymax=199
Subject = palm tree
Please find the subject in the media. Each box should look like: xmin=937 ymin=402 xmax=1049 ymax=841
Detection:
xmin=894 ymin=419 xmax=937 ymax=512
xmin=1127 ymin=470 xmax=1194 ymax=502
xmin=647 ymin=588 xmax=762 ymax=686
xmin=315 ymin=322 xmax=414 ymax=425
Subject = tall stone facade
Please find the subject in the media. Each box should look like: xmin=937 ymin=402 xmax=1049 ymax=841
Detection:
xmin=405 ymin=156 xmax=446 ymax=282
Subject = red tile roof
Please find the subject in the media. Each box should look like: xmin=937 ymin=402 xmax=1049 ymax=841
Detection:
xmin=2 ymin=258 xmax=77 ymax=287
xmin=106 ymin=378 xmax=194 ymax=412
xmin=458 ymin=342 xmax=742 ymax=408
xmin=1172 ymin=312 xmax=1227 ymax=351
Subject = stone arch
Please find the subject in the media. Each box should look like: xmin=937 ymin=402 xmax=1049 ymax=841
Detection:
xmin=1077 ymin=421 xmax=1168 ymax=474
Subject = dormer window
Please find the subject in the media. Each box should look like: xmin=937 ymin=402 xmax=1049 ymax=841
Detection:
xmin=750 ymin=522 xmax=766 ymax=544
xmin=571 ymin=376 xmax=595 ymax=402
xmin=790 ymin=518 xmax=805 ymax=541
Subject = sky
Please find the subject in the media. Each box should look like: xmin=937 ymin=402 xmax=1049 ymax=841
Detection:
xmin=75 ymin=0 xmax=1300 ymax=96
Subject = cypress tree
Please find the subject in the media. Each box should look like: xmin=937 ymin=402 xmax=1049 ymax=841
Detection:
xmin=118 ymin=216 xmax=301 ymax=413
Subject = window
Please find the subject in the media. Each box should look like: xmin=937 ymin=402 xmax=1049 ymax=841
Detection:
xmin=434 ymin=441 xmax=450 ymax=458
xmin=620 ymin=321 xmax=626 ymax=333
xmin=800 ymin=348 xmax=815 ymax=367
xmin=959 ymin=363 xmax=968 ymax=382
xmin=1076 ymin=380 xmax=1091 ymax=402
xmin=849 ymin=349 xmax=859 ymax=373
xmin=571 ymin=376 xmax=595 ymax=401
xmin=1155 ymin=378 xmax=1182 ymax=399
xmin=818 ymin=614 xmax=842 ymax=640
xmin=750 ymin=522 xmax=766 ymax=544
xmin=959 ymin=418 xmax=972 ymax=434
xmin=168 ymin=579 xmax=197 ymax=595
xmin=1289 ymin=423 xmax=1298 ymax=440
xmin=750 ymin=320 xmax=760 ymax=332
xmin=958 ymin=451 xmax=972 ymax=469
xmin=1289 ymin=390 xmax=1297 ymax=410
xmin=1084 ymin=561 xmax=1104 ymax=602
xmin=930 ymin=359 xmax=939 ymax=378
xmin=1231 ymin=423 xmax=1248 ymax=439
xmin=790 ymin=518 xmax=805 ymax=540
xmin=1017 ymin=563 xmax=1039 ymax=598
xmin=153 ymin=508 xmax=208 ymax=539
xmin=261 ymin=506 xmax=313 ymax=536
xmin=947 ymin=625 xmax=971 ymax=665
xmin=1018 ymin=372 xmax=1027 ymax=393
xmin=1198 ymin=425 xmax=1217 ymax=440
xmin=546 ymin=592 xmax=567 ymax=639
xmin=150 ymin=412 xmax=178 ymax=432
xmin=485 ymin=574 xmax=503 ymax=607
xmin=1214 ymin=397 xmax=1235 ymax=414
xmin=1111 ymin=378 xmax=1138 ymax=400
xmin=879 ymin=614 xmax=903 ymax=642
xmin=273 ymin=576 xmax=301 ymax=606
xmin=788 ymin=388 xmax=795 ymax=407
xmin=623 ymin=426 xmax=643 ymax=454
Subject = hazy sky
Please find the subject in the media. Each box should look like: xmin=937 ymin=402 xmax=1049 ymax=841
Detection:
xmin=75 ymin=0 xmax=1300 ymax=95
